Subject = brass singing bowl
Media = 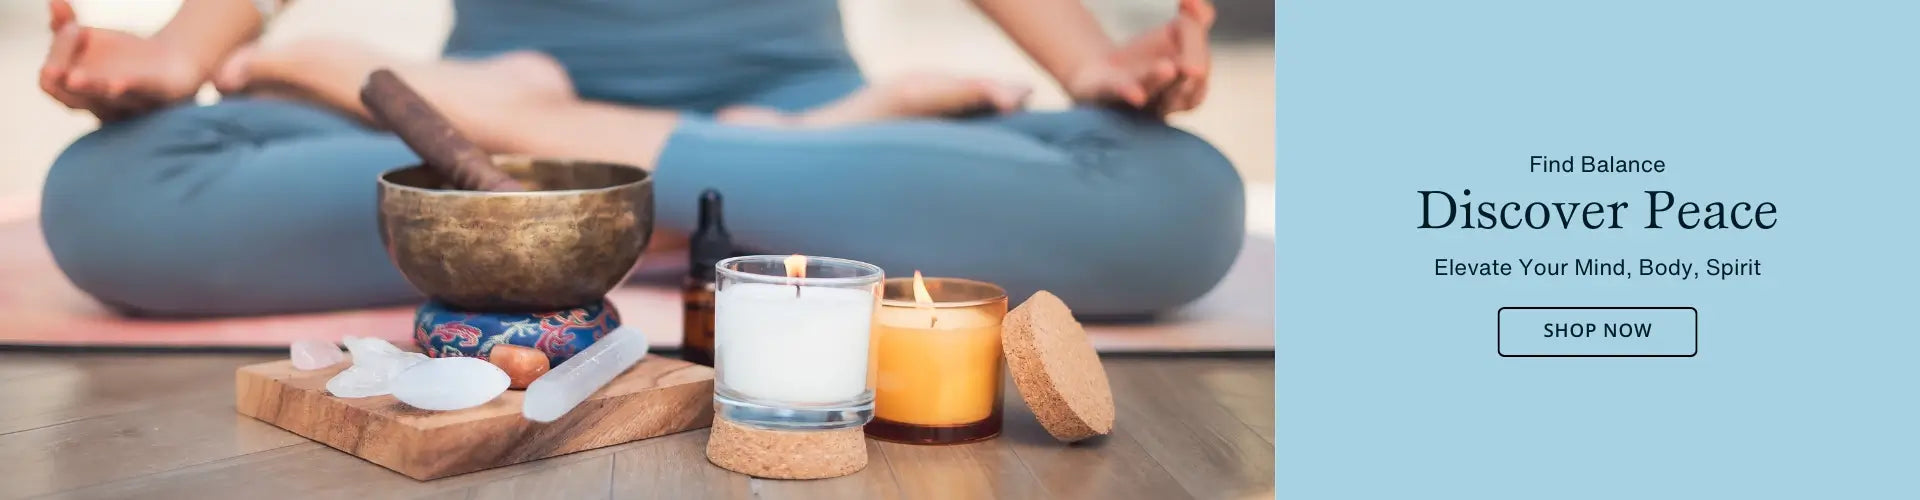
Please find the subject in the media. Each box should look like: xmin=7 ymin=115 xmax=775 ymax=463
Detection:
xmin=377 ymin=155 xmax=653 ymax=312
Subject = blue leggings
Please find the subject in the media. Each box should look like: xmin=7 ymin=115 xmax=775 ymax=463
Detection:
xmin=39 ymin=3 xmax=1244 ymax=318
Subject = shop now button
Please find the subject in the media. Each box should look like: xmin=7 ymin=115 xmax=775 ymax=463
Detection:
xmin=1497 ymin=307 xmax=1697 ymax=357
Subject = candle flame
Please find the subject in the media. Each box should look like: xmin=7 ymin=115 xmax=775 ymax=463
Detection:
xmin=912 ymin=270 xmax=937 ymax=328
xmin=784 ymin=255 xmax=807 ymax=279
xmin=911 ymin=270 xmax=934 ymax=305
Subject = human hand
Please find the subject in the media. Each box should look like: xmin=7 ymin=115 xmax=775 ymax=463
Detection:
xmin=1063 ymin=0 xmax=1215 ymax=116
xmin=40 ymin=0 xmax=212 ymax=122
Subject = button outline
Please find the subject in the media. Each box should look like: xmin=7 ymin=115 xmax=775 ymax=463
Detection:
xmin=1497 ymin=306 xmax=1698 ymax=358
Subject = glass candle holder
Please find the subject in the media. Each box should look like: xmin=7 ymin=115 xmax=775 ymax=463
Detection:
xmin=713 ymin=255 xmax=883 ymax=430
xmin=866 ymin=276 xmax=1007 ymax=444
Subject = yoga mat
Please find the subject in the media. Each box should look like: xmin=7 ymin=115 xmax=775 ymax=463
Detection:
xmin=0 ymin=200 xmax=1272 ymax=352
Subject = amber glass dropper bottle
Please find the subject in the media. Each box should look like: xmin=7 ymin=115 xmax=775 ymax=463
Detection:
xmin=682 ymin=189 xmax=731 ymax=366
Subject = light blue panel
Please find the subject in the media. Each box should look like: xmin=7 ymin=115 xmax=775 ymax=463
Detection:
xmin=1276 ymin=0 xmax=1919 ymax=497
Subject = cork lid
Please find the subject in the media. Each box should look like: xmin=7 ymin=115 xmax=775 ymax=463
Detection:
xmin=1001 ymin=290 xmax=1115 ymax=442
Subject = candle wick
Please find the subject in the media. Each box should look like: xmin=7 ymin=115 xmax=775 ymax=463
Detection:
xmin=793 ymin=283 xmax=801 ymax=298
xmin=929 ymin=315 xmax=938 ymax=328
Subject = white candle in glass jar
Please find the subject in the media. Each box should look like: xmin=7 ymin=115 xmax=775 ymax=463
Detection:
xmin=715 ymin=282 xmax=875 ymax=404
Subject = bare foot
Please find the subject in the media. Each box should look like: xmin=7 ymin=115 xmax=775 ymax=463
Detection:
xmin=718 ymin=73 xmax=1030 ymax=128
xmin=214 ymin=38 xmax=575 ymax=148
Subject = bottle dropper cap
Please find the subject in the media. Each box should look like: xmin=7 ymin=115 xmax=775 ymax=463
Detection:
xmin=690 ymin=189 xmax=733 ymax=280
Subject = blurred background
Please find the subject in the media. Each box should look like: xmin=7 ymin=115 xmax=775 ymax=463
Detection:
xmin=0 ymin=0 xmax=1272 ymax=232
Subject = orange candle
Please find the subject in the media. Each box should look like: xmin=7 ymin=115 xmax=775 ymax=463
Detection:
xmin=866 ymin=273 xmax=1007 ymax=444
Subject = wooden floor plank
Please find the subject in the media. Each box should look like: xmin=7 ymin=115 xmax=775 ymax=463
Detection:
xmin=610 ymin=429 xmax=751 ymax=500
xmin=0 ymin=353 xmax=275 ymax=435
xmin=0 ymin=352 xmax=79 ymax=381
xmin=874 ymin=435 xmax=1049 ymax=499
xmin=749 ymin=439 xmax=905 ymax=500
xmin=1191 ymin=358 xmax=1276 ymax=445
xmin=43 ymin=444 xmax=330 ymax=500
xmin=48 ymin=437 xmax=630 ymax=499
xmin=1105 ymin=361 xmax=1275 ymax=499
xmin=53 ymin=443 xmax=436 ymax=499
xmin=422 ymin=453 xmax=615 ymax=500
xmin=0 ymin=396 xmax=307 ymax=498
xmin=999 ymin=359 xmax=1195 ymax=500
xmin=6 ymin=353 xmax=1274 ymax=499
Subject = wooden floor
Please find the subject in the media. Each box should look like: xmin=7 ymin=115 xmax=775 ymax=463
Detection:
xmin=0 ymin=352 xmax=1273 ymax=500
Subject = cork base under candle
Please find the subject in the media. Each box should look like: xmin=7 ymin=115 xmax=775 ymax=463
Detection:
xmin=706 ymin=416 xmax=867 ymax=479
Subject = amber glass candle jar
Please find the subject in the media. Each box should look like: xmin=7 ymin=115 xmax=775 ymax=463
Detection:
xmin=866 ymin=273 xmax=1007 ymax=444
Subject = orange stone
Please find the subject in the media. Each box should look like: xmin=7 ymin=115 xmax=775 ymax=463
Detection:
xmin=488 ymin=344 xmax=551 ymax=389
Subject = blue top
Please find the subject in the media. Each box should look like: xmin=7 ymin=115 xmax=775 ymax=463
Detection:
xmin=445 ymin=0 xmax=856 ymax=109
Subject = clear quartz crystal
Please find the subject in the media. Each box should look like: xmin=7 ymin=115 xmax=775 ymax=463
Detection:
xmin=289 ymin=339 xmax=346 ymax=370
xmin=522 ymin=326 xmax=651 ymax=422
xmin=326 ymin=336 xmax=428 ymax=398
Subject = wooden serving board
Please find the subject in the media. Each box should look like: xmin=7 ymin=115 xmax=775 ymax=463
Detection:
xmin=235 ymin=356 xmax=714 ymax=480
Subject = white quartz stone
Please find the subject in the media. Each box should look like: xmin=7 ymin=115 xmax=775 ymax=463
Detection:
xmin=325 ymin=336 xmax=427 ymax=398
xmin=390 ymin=357 xmax=511 ymax=411
xmin=289 ymin=339 xmax=346 ymax=370
xmin=342 ymin=336 xmax=404 ymax=362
